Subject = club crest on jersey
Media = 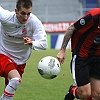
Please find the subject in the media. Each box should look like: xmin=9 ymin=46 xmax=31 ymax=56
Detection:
xmin=22 ymin=27 xmax=27 ymax=35
xmin=80 ymin=19 xmax=85 ymax=25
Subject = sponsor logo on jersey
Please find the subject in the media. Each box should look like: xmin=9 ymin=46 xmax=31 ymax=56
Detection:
xmin=22 ymin=27 xmax=27 ymax=35
xmin=80 ymin=19 xmax=85 ymax=25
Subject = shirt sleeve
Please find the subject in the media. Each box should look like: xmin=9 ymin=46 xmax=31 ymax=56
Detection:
xmin=31 ymin=17 xmax=48 ymax=50
xmin=0 ymin=6 xmax=11 ymax=22
xmin=74 ymin=13 xmax=94 ymax=32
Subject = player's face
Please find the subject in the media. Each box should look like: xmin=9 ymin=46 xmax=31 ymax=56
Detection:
xmin=15 ymin=6 xmax=32 ymax=24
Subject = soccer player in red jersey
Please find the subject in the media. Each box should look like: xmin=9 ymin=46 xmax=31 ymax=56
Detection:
xmin=0 ymin=0 xmax=47 ymax=100
xmin=57 ymin=8 xmax=100 ymax=100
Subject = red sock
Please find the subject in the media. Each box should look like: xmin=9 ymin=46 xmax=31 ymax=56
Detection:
xmin=71 ymin=86 xmax=79 ymax=98
xmin=71 ymin=86 xmax=92 ymax=100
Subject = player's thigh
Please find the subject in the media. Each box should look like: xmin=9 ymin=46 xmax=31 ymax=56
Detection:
xmin=90 ymin=77 xmax=100 ymax=98
xmin=5 ymin=63 xmax=21 ymax=80
xmin=8 ymin=69 xmax=21 ymax=80
xmin=7 ymin=64 xmax=26 ymax=80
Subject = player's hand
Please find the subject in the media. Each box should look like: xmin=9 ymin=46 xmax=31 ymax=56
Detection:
xmin=57 ymin=50 xmax=66 ymax=64
xmin=23 ymin=37 xmax=33 ymax=45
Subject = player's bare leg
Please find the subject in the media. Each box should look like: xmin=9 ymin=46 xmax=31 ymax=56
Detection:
xmin=64 ymin=83 xmax=92 ymax=100
xmin=90 ymin=78 xmax=100 ymax=100
xmin=0 ymin=69 xmax=21 ymax=100
xmin=65 ymin=77 xmax=100 ymax=100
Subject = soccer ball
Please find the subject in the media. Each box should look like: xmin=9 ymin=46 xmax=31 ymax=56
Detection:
xmin=38 ymin=56 xmax=61 ymax=79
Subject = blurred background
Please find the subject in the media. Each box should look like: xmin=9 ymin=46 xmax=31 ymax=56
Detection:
xmin=0 ymin=0 xmax=99 ymax=49
xmin=0 ymin=1 xmax=99 ymax=100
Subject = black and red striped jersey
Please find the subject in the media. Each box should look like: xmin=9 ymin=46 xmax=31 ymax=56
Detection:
xmin=71 ymin=8 xmax=100 ymax=57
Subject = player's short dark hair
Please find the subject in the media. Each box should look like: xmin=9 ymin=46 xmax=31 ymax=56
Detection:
xmin=16 ymin=0 xmax=32 ymax=10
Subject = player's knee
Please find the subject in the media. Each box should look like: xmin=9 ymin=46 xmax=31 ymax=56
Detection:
xmin=78 ymin=88 xmax=91 ymax=99
xmin=81 ymin=90 xmax=91 ymax=99
xmin=9 ymin=77 xmax=22 ymax=89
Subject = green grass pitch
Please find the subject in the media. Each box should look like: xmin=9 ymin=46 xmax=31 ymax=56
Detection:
xmin=0 ymin=49 xmax=78 ymax=100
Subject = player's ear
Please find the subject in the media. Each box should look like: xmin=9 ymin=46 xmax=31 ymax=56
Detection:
xmin=15 ymin=8 xmax=18 ymax=14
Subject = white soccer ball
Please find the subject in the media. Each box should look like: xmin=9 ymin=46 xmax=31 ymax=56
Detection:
xmin=38 ymin=56 xmax=61 ymax=79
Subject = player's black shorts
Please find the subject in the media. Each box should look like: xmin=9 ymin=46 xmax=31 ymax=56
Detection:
xmin=70 ymin=55 xmax=100 ymax=87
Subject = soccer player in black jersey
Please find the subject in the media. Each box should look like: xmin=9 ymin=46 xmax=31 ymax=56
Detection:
xmin=57 ymin=8 xmax=100 ymax=100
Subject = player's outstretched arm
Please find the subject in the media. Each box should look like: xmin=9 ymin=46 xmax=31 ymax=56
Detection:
xmin=57 ymin=24 xmax=76 ymax=64
xmin=60 ymin=24 xmax=75 ymax=51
